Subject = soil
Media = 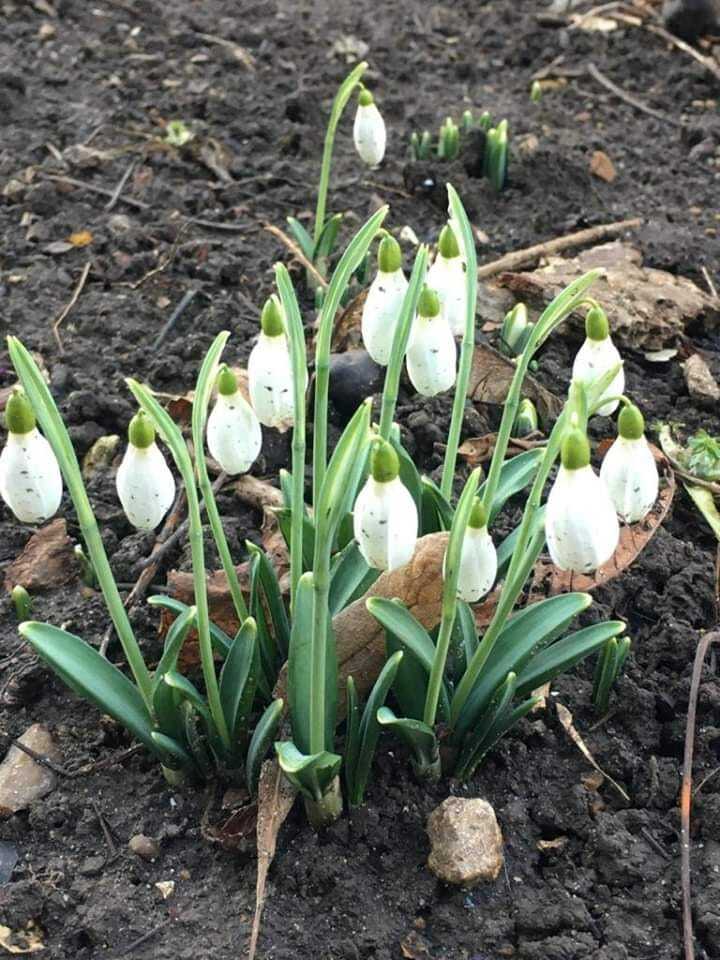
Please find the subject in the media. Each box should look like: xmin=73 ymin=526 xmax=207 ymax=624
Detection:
xmin=1 ymin=1 xmax=720 ymax=958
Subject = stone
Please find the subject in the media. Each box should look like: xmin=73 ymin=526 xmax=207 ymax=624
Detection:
xmin=128 ymin=834 xmax=160 ymax=861
xmin=328 ymin=350 xmax=384 ymax=416
xmin=0 ymin=724 xmax=60 ymax=818
xmin=426 ymin=796 xmax=504 ymax=887
xmin=589 ymin=150 xmax=616 ymax=183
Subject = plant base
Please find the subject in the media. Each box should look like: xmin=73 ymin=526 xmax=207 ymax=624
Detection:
xmin=412 ymin=755 xmax=442 ymax=783
xmin=304 ymin=776 xmax=343 ymax=828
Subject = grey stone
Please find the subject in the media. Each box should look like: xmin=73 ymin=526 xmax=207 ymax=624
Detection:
xmin=427 ymin=796 xmax=503 ymax=887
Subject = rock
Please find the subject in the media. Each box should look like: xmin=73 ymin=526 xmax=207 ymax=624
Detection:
xmin=79 ymin=855 xmax=105 ymax=877
xmin=683 ymin=353 xmax=720 ymax=405
xmin=426 ymin=796 xmax=504 ymax=887
xmin=589 ymin=150 xmax=616 ymax=183
xmin=154 ymin=880 xmax=175 ymax=899
xmin=328 ymin=349 xmax=384 ymax=417
xmin=128 ymin=834 xmax=160 ymax=861
xmin=4 ymin=519 xmax=78 ymax=593
xmin=0 ymin=724 xmax=61 ymax=818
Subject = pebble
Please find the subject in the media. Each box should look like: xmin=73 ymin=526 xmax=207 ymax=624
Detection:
xmin=0 ymin=724 xmax=61 ymax=818
xmin=328 ymin=350 xmax=384 ymax=416
xmin=128 ymin=834 xmax=160 ymax=861
xmin=427 ymin=796 xmax=504 ymax=887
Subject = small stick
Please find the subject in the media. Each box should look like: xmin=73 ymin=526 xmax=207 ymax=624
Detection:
xmin=264 ymin=222 xmax=328 ymax=288
xmin=51 ymin=261 xmax=92 ymax=353
xmin=477 ymin=217 xmax=642 ymax=279
xmin=105 ymin=159 xmax=137 ymax=212
xmin=701 ymin=266 xmax=718 ymax=301
xmin=39 ymin=173 xmax=149 ymax=210
xmin=681 ymin=629 xmax=719 ymax=960
xmin=130 ymin=222 xmax=192 ymax=291
xmin=117 ymin=919 xmax=171 ymax=957
xmin=153 ymin=289 xmax=198 ymax=349
xmin=92 ymin=800 xmax=118 ymax=858
xmin=587 ymin=62 xmax=681 ymax=127
xmin=10 ymin=739 xmax=74 ymax=778
xmin=189 ymin=217 xmax=255 ymax=232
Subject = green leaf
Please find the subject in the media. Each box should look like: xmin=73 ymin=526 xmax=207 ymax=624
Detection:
xmin=182 ymin=701 xmax=216 ymax=778
xmin=389 ymin=425 xmax=423 ymax=514
xmin=347 ymin=651 xmax=403 ymax=806
xmin=163 ymin=670 xmax=212 ymax=725
xmin=376 ymin=707 xmax=438 ymax=768
xmin=456 ymin=670 xmax=518 ymax=777
xmin=153 ymin=604 xmax=196 ymax=693
xmin=329 ymin=540 xmax=379 ymax=616
xmin=246 ymin=699 xmax=284 ymax=794
xmin=478 ymin=448 xmax=543 ymax=523
xmin=318 ymin=400 xmax=372 ymax=549
xmin=279 ymin=469 xmax=294 ymax=510
xmin=246 ymin=542 xmax=290 ymax=658
xmin=247 ymin=550 xmax=279 ymax=698
xmin=286 ymin=217 xmax=315 ymax=259
xmin=20 ymin=621 xmax=156 ymax=752
xmin=343 ymin=677 xmax=361 ymax=799
xmin=286 ymin=572 xmax=315 ymax=754
xmin=219 ymin=617 xmax=258 ymax=741
xmin=313 ymin=213 xmax=343 ymax=262
xmin=454 ymin=600 xmax=478 ymax=674
xmin=275 ymin=741 xmax=342 ymax=802
xmin=276 ymin=508 xmax=316 ymax=573
xmin=496 ymin=508 xmax=545 ymax=578
xmin=385 ymin=628 xmax=428 ymax=720
xmin=148 ymin=595 xmax=231 ymax=658
xmin=150 ymin=731 xmax=194 ymax=771
xmin=453 ymin=592 xmax=592 ymax=741
xmin=153 ymin=675 xmax=183 ymax=742
xmin=420 ymin=476 xmax=454 ymax=533
xmin=515 ymin=620 xmax=626 ymax=698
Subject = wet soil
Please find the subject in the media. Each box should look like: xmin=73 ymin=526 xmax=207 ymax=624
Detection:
xmin=1 ymin=1 xmax=720 ymax=958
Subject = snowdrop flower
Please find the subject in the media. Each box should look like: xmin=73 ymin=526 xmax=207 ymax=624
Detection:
xmin=545 ymin=428 xmax=619 ymax=574
xmin=0 ymin=390 xmax=62 ymax=524
xmin=600 ymin=403 xmax=658 ymax=523
xmin=116 ymin=411 xmax=175 ymax=531
xmin=207 ymin=365 xmax=262 ymax=475
xmin=353 ymin=88 xmax=386 ymax=167
xmin=406 ymin=285 xmax=457 ymax=397
xmin=455 ymin=499 xmax=497 ymax=602
xmin=361 ymin=234 xmax=408 ymax=365
xmin=248 ymin=296 xmax=294 ymax=430
xmin=514 ymin=398 xmax=538 ymax=438
xmin=353 ymin=439 xmax=418 ymax=571
xmin=427 ymin=224 xmax=466 ymax=337
xmin=572 ymin=306 xmax=624 ymax=417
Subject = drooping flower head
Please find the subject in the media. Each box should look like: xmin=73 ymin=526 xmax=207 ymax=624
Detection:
xmin=0 ymin=389 xmax=62 ymax=524
xmin=248 ymin=296 xmax=294 ymax=431
xmin=207 ymin=365 xmax=262 ymax=475
xmin=572 ymin=305 xmax=624 ymax=417
xmin=600 ymin=402 xmax=659 ymax=523
xmin=116 ymin=410 xmax=175 ymax=531
xmin=427 ymin=223 xmax=466 ymax=338
xmin=353 ymin=88 xmax=386 ymax=167
xmin=406 ymin=284 xmax=457 ymax=397
xmin=455 ymin=498 xmax=498 ymax=602
xmin=353 ymin=438 xmax=418 ymax=571
xmin=361 ymin=233 xmax=408 ymax=366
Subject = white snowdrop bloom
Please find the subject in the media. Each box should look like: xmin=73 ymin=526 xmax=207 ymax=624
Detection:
xmin=248 ymin=297 xmax=294 ymax=431
xmin=361 ymin=234 xmax=408 ymax=365
xmin=406 ymin=285 xmax=457 ymax=397
xmin=545 ymin=429 xmax=619 ymax=574
xmin=353 ymin=440 xmax=418 ymax=571
xmin=572 ymin=306 xmax=624 ymax=417
xmin=353 ymin=88 xmax=386 ymax=167
xmin=427 ymin=224 xmax=467 ymax=337
xmin=207 ymin=365 xmax=262 ymax=475
xmin=116 ymin=412 xmax=175 ymax=531
xmin=0 ymin=390 xmax=62 ymax=524
xmin=600 ymin=403 xmax=658 ymax=523
xmin=454 ymin=500 xmax=497 ymax=602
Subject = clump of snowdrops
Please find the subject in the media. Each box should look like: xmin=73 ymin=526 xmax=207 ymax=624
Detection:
xmin=409 ymin=108 xmax=509 ymax=192
xmin=2 ymin=184 xmax=658 ymax=827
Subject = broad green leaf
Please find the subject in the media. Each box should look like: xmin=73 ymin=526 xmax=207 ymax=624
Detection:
xmin=219 ymin=617 xmax=258 ymax=741
xmin=246 ymin=542 xmax=290 ymax=658
xmin=246 ymin=699 xmax=284 ymax=794
xmin=420 ymin=476 xmax=453 ymax=533
xmin=182 ymin=701 xmax=216 ymax=778
xmin=286 ymin=573 xmax=314 ymax=754
xmin=456 ymin=670 xmax=518 ymax=777
xmin=148 ymin=596 xmax=231 ymax=658
xmin=163 ymin=670 xmax=212 ymax=725
xmin=150 ymin=731 xmax=194 ymax=771
xmin=153 ymin=676 xmax=183 ymax=742
xmin=329 ymin=540 xmax=379 ymax=616
xmin=313 ymin=213 xmax=343 ymax=262
xmin=386 ymin=628 xmax=428 ymax=720
xmin=478 ymin=448 xmax=543 ymax=522
xmin=248 ymin=550 xmax=279 ymax=696
xmin=377 ymin=707 xmax=438 ymax=768
xmin=276 ymin=508 xmax=316 ymax=573
xmin=153 ymin=604 xmax=196 ymax=693
xmin=286 ymin=217 xmax=315 ymax=259
xmin=343 ymin=676 xmax=361 ymax=800
xmin=275 ymin=741 xmax=342 ymax=802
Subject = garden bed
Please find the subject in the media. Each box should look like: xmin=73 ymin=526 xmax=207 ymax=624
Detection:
xmin=1 ymin=1 xmax=720 ymax=958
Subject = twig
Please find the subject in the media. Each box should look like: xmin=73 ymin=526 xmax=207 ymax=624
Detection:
xmin=10 ymin=739 xmax=74 ymax=778
xmin=195 ymin=31 xmax=256 ymax=70
xmin=92 ymin=800 xmax=118 ymax=859
xmin=51 ymin=261 xmax=92 ymax=353
xmin=105 ymin=160 xmax=137 ymax=212
xmin=116 ymin=920 xmax=171 ymax=957
xmin=476 ymin=217 xmax=642 ymax=279
xmin=264 ymin=222 xmax=328 ymax=288
xmin=130 ymin=223 xmax=192 ymax=291
xmin=701 ymin=266 xmax=718 ymax=301
xmin=38 ymin=173 xmax=149 ymax=210
xmin=587 ymin=62 xmax=681 ymax=127
xmin=695 ymin=765 xmax=720 ymax=796
xmin=189 ymin=217 xmax=256 ymax=232
xmin=153 ymin=289 xmax=199 ymax=348
xmin=681 ymin=629 xmax=719 ymax=960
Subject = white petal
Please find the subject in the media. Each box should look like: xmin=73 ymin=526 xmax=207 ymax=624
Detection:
xmin=353 ymin=476 xmax=418 ymax=571
xmin=0 ymin=430 xmax=62 ymax=524
xmin=116 ymin=442 xmax=175 ymax=531
xmin=353 ymin=103 xmax=386 ymax=167
xmin=248 ymin=332 xmax=295 ymax=430
xmin=545 ymin=464 xmax=619 ymax=573
xmin=427 ymin=254 xmax=467 ymax=337
xmin=361 ymin=269 xmax=409 ymax=365
xmin=600 ymin=435 xmax=659 ymax=523
xmin=406 ymin=314 xmax=457 ymax=397
xmin=207 ymin=390 xmax=262 ymax=475
xmin=572 ymin=337 xmax=625 ymax=416
xmin=456 ymin=526 xmax=498 ymax=602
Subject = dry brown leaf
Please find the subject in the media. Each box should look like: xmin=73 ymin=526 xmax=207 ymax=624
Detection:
xmin=0 ymin=922 xmax=44 ymax=955
xmin=458 ymin=432 xmax=545 ymax=466
xmin=4 ymin=519 xmax=78 ymax=593
xmin=469 ymin=344 xmax=563 ymax=425
xmin=248 ymin=760 xmax=297 ymax=960
xmin=164 ymin=567 xmax=250 ymax=664
xmin=195 ymin=138 xmax=234 ymax=183
xmin=332 ymin=288 xmax=367 ymax=352
xmin=589 ymin=150 xmax=616 ymax=183
xmin=556 ymin=702 xmax=629 ymax=801
xmin=683 ymin=353 xmax=720 ymax=404
xmin=496 ymin=241 xmax=720 ymax=350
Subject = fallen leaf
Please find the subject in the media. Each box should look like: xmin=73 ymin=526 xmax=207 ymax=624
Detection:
xmin=0 ymin=922 xmax=44 ymax=954
xmin=248 ymin=760 xmax=297 ymax=960
xmin=537 ymin=836 xmax=568 ymax=853
xmin=4 ymin=519 xmax=78 ymax=593
xmin=683 ymin=353 xmax=720 ymax=404
xmin=589 ymin=150 xmax=616 ymax=183
xmin=556 ymin=702 xmax=629 ymax=801
xmin=68 ymin=230 xmax=93 ymax=247
xmin=684 ymin=484 xmax=720 ymax=540
xmin=195 ymin=138 xmax=234 ymax=183
xmin=332 ymin=289 xmax=367 ymax=352
xmin=469 ymin=344 xmax=563 ymax=425
xmin=459 ymin=432 xmax=545 ymax=466
xmin=496 ymin=241 xmax=720 ymax=350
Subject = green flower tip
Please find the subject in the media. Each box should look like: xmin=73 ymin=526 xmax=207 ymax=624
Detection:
xmin=5 ymin=390 xmax=36 ymax=435
xmin=128 ymin=410 xmax=155 ymax=449
xmin=585 ymin=305 xmax=609 ymax=342
xmin=370 ymin=439 xmax=399 ymax=483
xmin=261 ymin=297 xmax=284 ymax=337
xmin=417 ymin=285 xmax=441 ymax=319
xmin=530 ymin=80 xmax=542 ymax=103
xmin=561 ymin=428 xmax=590 ymax=470
xmin=515 ymin=398 xmax=539 ymax=436
xmin=618 ymin=403 xmax=644 ymax=440
xmin=438 ymin=223 xmax=460 ymax=259
xmin=378 ymin=234 xmax=402 ymax=273
xmin=217 ymin=365 xmax=238 ymax=396
xmin=468 ymin=498 xmax=488 ymax=530
xmin=358 ymin=88 xmax=374 ymax=107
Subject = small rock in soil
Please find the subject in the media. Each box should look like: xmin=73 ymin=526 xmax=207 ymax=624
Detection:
xmin=683 ymin=353 xmax=720 ymax=405
xmin=0 ymin=724 xmax=60 ymax=818
xmin=328 ymin=349 xmax=384 ymax=416
xmin=426 ymin=796 xmax=504 ymax=887
xmin=589 ymin=150 xmax=616 ymax=183
xmin=0 ymin=841 xmax=19 ymax=884
xmin=128 ymin=834 xmax=160 ymax=861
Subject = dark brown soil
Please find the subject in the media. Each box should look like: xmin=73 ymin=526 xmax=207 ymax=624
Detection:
xmin=1 ymin=1 xmax=720 ymax=959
